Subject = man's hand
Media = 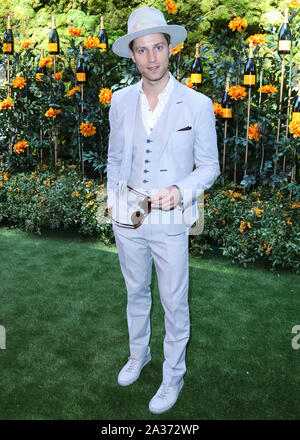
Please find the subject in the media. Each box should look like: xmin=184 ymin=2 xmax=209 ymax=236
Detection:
xmin=150 ymin=185 xmax=182 ymax=211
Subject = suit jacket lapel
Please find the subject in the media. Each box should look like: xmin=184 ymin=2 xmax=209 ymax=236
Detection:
xmin=120 ymin=83 xmax=139 ymax=182
xmin=120 ymin=77 xmax=186 ymax=181
xmin=159 ymin=79 xmax=185 ymax=156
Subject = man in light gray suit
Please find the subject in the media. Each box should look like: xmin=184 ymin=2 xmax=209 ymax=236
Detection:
xmin=107 ymin=6 xmax=220 ymax=414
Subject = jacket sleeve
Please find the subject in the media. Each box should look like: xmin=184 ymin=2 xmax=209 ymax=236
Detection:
xmin=174 ymin=97 xmax=220 ymax=211
xmin=106 ymin=93 xmax=122 ymax=209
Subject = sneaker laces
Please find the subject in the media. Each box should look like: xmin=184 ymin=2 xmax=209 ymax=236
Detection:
xmin=125 ymin=357 xmax=140 ymax=373
xmin=157 ymin=383 xmax=171 ymax=400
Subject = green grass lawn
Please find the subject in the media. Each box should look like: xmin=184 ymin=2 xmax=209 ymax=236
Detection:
xmin=0 ymin=226 xmax=299 ymax=420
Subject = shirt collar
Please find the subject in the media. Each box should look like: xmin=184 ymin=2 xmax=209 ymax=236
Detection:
xmin=138 ymin=71 xmax=174 ymax=98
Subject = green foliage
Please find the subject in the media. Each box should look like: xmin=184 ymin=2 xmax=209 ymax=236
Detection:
xmin=1 ymin=167 xmax=299 ymax=272
xmin=190 ymin=181 xmax=300 ymax=273
xmin=0 ymin=163 xmax=114 ymax=244
xmin=1 ymin=0 xmax=299 ymax=60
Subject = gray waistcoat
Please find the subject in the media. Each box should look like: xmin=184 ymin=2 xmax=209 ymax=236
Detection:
xmin=127 ymin=94 xmax=184 ymax=229
xmin=127 ymin=95 xmax=170 ymax=193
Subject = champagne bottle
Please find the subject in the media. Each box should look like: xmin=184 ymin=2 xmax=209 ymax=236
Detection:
xmin=36 ymin=48 xmax=47 ymax=80
xmin=98 ymin=16 xmax=108 ymax=52
xmin=3 ymin=14 xmax=14 ymax=55
xmin=221 ymin=77 xmax=232 ymax=119
xmin=49 ymin=15 xmax=60 ymax=55
xmin=243 ymin=41 xmax=256 ymax=88
xmin=292 ymin=82 xmax=300 ymax=122
xmin=76 ymin=45 xmax=87 ymax=84
xmin=278 ymin=7 xmax=292 ymax=55
xmin=191 ymin=43 xmax=202 ymax=87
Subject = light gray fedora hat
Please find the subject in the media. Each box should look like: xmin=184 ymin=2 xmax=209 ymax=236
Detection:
xmin=112 ymin=6 xmax=187 ymax=58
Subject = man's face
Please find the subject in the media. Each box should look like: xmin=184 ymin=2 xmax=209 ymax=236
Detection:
xmin=129 ymin=33 xmax=172 ymax=83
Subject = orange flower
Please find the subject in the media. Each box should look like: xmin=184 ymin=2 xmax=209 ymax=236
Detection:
xmin=99 ymin=88 xmax=113 ymax=104
xmin=52 ymin=72 xmax=63 ymax=80
xmin=12 ymin=76 xmax=26 ymax=89
xmin=258 ymin=84 xmax=278 ymax=95
xmin=14 ymin=140 xmax=29 ymax=154
xmin=248 ymin=123 xmax=262 ymax=141
xmin=36 ymin=73 xmax=44 ymax=82
xmin=251 ymin=206 xmax=264 ymax=217
xmin=289 ymin=120 xmax=300 ymax=137
xmin=182 ymin=76 xmax=194 ymax=89
xmin=285 ymin=0 xmax=300 ymax=7
xmin=45 ymin=107 xmax=61 ymax=118
xmin=84 ymin=36 xmax=101 ymax=50
xmin=39 ymin=57 xmax=53 ymax=68
xmin=172 ymin=42 xmax=183 ymax=55
xmin=213 ymin=102 xmax=223 ymax=116
xmin=164 ymin=0 xmax=178 ymax=14
xmin=291 ymin=201 xmax=300 ymax=208
xmin=68 ymin=27 xmax=82 ymax=36
xmin=67 ymin=86 xmax=81 ymax=98
xmin=248 ymin=34 xmax=266 ymax=46
xmin=80 ymin=122 xmax=96 ymax=137
xmin=21 ymin=39 xmax=35 ymax=50
xmin=228 ymin=85 xmax=247 ymax=100
xmin=239 ymin=220 xmax=247 ymax=233
xmin=228 ymin=17 xmax=248 ymax=33
xmin=0 ymin=97 xmax=14 ymax=110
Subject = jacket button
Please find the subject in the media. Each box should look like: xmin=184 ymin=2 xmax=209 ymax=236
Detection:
xmin=144 ymin=169 xmax=149 ymax=173
xmin=146 ymin=149 xmax=152 ymax=153
xmin=146 ymin=139 xmax=152 ymax=143
xmin=143 ymin=180 xmax=149 ymax=183
xmin=145 ymin=159 xmax=150 ymax=163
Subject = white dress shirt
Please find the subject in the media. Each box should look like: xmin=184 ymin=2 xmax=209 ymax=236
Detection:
xmin=137 ymin=71 xmax=174 ymax=135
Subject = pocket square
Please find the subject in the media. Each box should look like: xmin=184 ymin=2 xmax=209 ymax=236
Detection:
xmin=177 ymin=126 xmax=192 ymax=131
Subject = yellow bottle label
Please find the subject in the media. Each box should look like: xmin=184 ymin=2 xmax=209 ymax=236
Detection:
xmin=99 ymin=43 xmax=107 ymax=52
xmin=222 ymin=108 xmax=232 ymax=118
xmin=3 ymin=43 xmax=12 ymax=52
xmin=49 ymin=42 xmax=58 ymax=52
xmin=244 ymin=74 xmax=255 ymax=85
xmin=77 ymin=72 xmax=86 ymax=82
xmin=279 ymin=40 xmax=291 ymax=51
xmin=292 ymin=112 xmax=300 ymax=122
xmin=191 ymin=73 xmax=202 ymax=84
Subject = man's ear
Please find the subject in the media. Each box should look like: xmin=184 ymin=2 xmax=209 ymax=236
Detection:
xmin=168 ymin=42 xmax=173 ymax=57
xmin=129 ymin=49 xmax=136 ymax=64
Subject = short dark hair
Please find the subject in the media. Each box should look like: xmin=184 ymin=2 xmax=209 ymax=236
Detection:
xmin=129 ymin=33 xmax=171 ymax=52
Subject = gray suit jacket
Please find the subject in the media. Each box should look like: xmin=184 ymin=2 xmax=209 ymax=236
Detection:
xmin=106 ymin=74 xmax=220 ymax=232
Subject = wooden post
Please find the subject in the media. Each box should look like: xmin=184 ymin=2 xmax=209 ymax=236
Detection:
xmin=53 ymin=54 xmax=58 ymax=168
xmin=244 ymin=87 xmax=251 ymax=176
xmin=274 ymin=55 xmax=286 ymax=174
xmin=289 ymin=146 xmax=296 ymax=200
xmin=283 ymin=48 xmax=293 ymax=173
xmin=222 ymin=120 xmax=227 ymax=174
xmin=81 ymin=84 xmax=84 ymax=177
xmin=283 ymin=86 xmax=292 ymax=172
xmin=40 ymin=117 xmax=43 ymax=166
xmin=234 ymin=119 xmax=238 ymax=185
xmin=7 ymin=56 xmax=12 ymax=155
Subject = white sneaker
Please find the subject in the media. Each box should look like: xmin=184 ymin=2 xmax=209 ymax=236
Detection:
xmin=149 ymin=379 xmax=184 ymax=414
xmin=118 ymin=349 xmax=151 ymax=386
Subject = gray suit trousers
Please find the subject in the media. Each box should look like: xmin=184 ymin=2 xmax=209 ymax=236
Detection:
xmin=113 ymin=221 xmax=190 ymax=386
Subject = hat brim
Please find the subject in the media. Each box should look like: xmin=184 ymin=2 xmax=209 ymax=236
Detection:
xmin=112 ymin=25 xmax=187 ymax=58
